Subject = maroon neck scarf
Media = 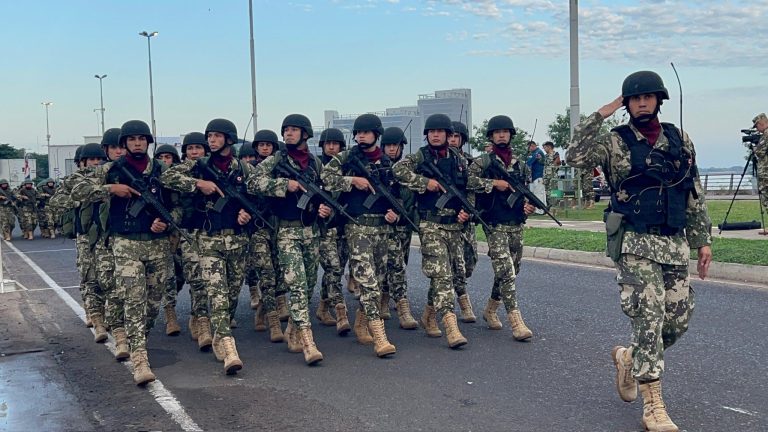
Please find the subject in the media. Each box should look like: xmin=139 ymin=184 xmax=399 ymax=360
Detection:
xmin=492 ymin=146 xmax=513 ymax=167
xmin=429 ymin=145 xmax=448 ymax=160
xmin=633 ymin=117 xmax=662 ymax=146
xmin=287 ymin=146 xmax=310 ymax=170
xmin=124 ymin=153 xmax=149 ymax=173
xmin=211 ymin=152 xmax=233 ymax=172
xmin=363 ymin=146 xmax=382 ymax=163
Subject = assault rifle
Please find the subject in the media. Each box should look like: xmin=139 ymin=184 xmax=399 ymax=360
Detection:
xmin=349 ymin=156 xmax=420 ymax=233
xmin=420 ymin=158 xmax=492 ymax=232
xmin=198 ymin=162 xmax=274 ymax=231
xmin=487 ymin=158 xmax=562 ymax=226
xmin=117 ymin=163 xmax=196 ymax=246
xmin=275 ymin=157 xmax=358 ymax=225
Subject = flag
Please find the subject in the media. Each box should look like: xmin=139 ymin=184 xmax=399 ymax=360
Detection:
xmin=23 ymin=153 xmax=30 ymax=179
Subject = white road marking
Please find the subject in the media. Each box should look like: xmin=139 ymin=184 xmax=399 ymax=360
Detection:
xmin=2 ymin=247 xmax=76 ymax=254
xmin=722 ymin=406 xmax=757 ymax=416
xmin=3 ymin=241 xmax=203 ymax=432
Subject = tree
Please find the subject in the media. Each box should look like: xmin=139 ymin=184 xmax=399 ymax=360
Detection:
xmin=0 ymin=143 xmax=23 ymax=159
xmin=468 ymin=119 xmax=530 ymax=157
xmin=27 ymin=152 xmax=49 ymax=178
xmin=546 ymin=107 xmax=621 ymax=150
xmin=0 ymin=144 xmax=48 ymax=178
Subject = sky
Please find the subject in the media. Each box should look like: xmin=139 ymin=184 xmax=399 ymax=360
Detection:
xmin=1 ymin=0 xmax=766 ymax=168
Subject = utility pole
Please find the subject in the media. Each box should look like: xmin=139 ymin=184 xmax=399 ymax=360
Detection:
xmin=248 ymin=0 xmax=258 ymax=132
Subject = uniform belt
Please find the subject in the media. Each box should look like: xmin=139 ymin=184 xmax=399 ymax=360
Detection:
xmin=354 ymin=215 xmax=388 ymax=227
xmin=278 ymin=219 xmax=311 ymax=228
xmin=624 ymin=223 xmax=682 ymax=236
xmin=202 ymin=228 xmax=240 ymax=236
xmin=419 ymin=212 xmax=457 ymax=225
xmin=115 ymin=232 xmax=167 ymax=241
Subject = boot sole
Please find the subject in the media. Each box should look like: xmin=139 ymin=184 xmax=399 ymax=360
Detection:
xmin=94 ymin=334 xmax=108 ymax=343
xmin=611 ymin=346 xmax=638 ymax=403
xmin=166 ymin=329 xmax=181 ymax=336
xmin=270 ymin=336 xmax=285 ymax=342
xmin=483 ymin=316 xmax=502 ymax=330
xmin=115 ymin=352 xmax=130 ymax=362
xmin=305 ymin=355 xmax=323 ymax=365
xmin=198 ymin=341 xmax=213 ymax=351
xmin=225 ymin=362 xmax=243 ymax=375
xmin=449 ymin=340 xmax=468 ymax=349
xmin=135 ymin=376 xmax=156 ymax=386
xmin=337 ymin=326 xmax=351 ymax=336
xmin=460 ymin=317 xmax=477 ymax=323
xmin=376 ymin=348 xmax=396 ymax=358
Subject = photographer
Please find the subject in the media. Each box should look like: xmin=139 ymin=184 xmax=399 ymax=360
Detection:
xmin=751 ymin=113 xmax=768 ymax=213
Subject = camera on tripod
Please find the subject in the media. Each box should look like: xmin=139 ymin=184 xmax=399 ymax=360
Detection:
xmin=741 ymin=128 xmax=762 ymax=145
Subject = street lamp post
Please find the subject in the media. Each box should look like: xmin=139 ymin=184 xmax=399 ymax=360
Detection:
xmin=139 ymin=31 xmax=158 ymax=137
xmin=94 ymin=74 xmax=107 ymax=135
xmin=41 ymin=102 xmax=53 ymax=149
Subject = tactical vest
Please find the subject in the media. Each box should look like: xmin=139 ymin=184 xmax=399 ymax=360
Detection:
xmin=476 ymin=154 xmax=527 ymax=225
xmin=269 ymin=150 xmax=320 ymax=224
xmin=193 ymin=158 xmax=248 ymax=234
xmin=414 ymin=146 xmax=467 ymax=213
xmin=340 ymin=147 xmax=394 ymax=217
xmin=609 ymin=123 xmax=696 ymax=233
xmin=0 ymin=189 xmax=14 ymax=207
xmin=106 ymin=159 xmax=169 ymax=237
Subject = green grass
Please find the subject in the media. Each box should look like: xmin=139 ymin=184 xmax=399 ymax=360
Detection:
xmin=475 ymin=226 xmax=768 ymax=266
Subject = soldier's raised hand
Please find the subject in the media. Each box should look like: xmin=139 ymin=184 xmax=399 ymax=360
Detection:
xmin=598 ymin=96 xmax=624 ymax=118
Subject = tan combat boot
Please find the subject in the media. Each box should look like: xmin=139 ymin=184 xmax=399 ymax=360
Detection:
xmin=197 ymin=317 xmax=213 ymax=350
xmin=3 ymin=231 xmax=11 ymax=241
xmin=112 ymin=327 xmax=130 ymax=361
xmin=164 ymin=305 xmax=181 ymax=336
xmin=420 ymin=305 xmax=442 ymax=337
xmin=86 ymin=315 xmax=93 ymax=328
xmin=189 ymin=316 xmax=199 ymax=341
xmin=507 ymin=310 xmax=533 ymax=341
xmin=380 ymin=292 xmax=392 ymax=319
xmin=347 ymin=275 xmax=361 ymax=298
xmin=249 ymin=288 xmax=261 ymax=310
xmin=298 ymin=327 xmax=323 ymax=365
xmin=315 ymin=299 xmax=336 ymax=326
xmin=639 ymin=380 xmax=679 ymax=432
xmin=49 ymin=229 xmax=56 ymax=239
xmin=368 ymin=319 xmax=396 ymax=357
xmin=284 ymin=319 xmax=303 ymax=353
xmin=442 ymin=312 xmax=468 ymax=349
xmin=90 ymin=313 xmax=108 ymax=343
xmin=26 ymin=230 xmax=33 ymax=240
xmin=483 ymin=299 xmax=503 ymax=330
xmin=611 ymin=345 xmax=638 ymax=402
xmin=396 ymin=298 xmax=418 ymax=330
xmin=277 ymin=295 xmax=289 ymax=322
xmin=457 ymin=294 xmax=477 ymax=323
xmin=334 ymin=303 xmax=351 ymax=335
xmin=229 ymin=318 xmax=238 ymax=329
xmin=212 ymin=335 xmax=225 ymax=361
xmin=266 ymin=311 xmax=284 ymax=342
xmin=254 ymin=304 xmax=267 ymax=332
xmin=354 ymin=309 xmax=373 ymax=345
xmin=131 ymin=349 xmax=156 ymax=386
xmin=221 ymin=336 xmax=243 ymax=374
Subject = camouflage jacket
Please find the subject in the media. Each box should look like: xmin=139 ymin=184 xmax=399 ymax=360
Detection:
xmin=543 ymin=152 xmax=559 ymax=180
xmin=568 ymin=112 xmax=712 ymax=265
xmin=245 ymin=150 xmax=323 ymax=198
xmin=0 ymin=188 xmax=16 ymax=208
xmin=15 ymin=187 xmax=38 ymax=208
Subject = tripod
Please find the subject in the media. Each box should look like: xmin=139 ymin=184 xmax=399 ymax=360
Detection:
xmin=719 ymin=146 xmax=767 ymax=235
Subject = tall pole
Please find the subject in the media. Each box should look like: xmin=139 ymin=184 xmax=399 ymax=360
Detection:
xmin=139 ymin=31 xmax=158 ymax=137
xmin=569 ymin=0 xmax=583 ymax=207
xmin=94 ymin=74 xmax=107 ymax=135
xmin=248 ymin=0 xmax=258 ymax=131
xmin=41 ymin=102 xmax=53 ymax=149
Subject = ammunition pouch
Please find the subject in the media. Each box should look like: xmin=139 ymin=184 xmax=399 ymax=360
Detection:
xmin=605 ymin=211 xmax=625 ymax=262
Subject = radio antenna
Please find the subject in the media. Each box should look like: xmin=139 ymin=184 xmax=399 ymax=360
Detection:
xmin=670 ymin=62 xmax=683 ymax=138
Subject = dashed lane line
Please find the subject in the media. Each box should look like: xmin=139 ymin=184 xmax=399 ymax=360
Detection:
xmin=2 ymin=240 xmax=203 ymax=432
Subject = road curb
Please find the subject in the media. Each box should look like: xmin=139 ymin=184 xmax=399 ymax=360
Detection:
xmin=411 ymin=237 xmax=767 ymax=287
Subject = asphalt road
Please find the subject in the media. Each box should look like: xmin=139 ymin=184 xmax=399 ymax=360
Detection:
xmin=1 ymin=235 xmax=766 ymax=431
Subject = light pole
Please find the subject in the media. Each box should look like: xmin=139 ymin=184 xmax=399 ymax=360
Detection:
xmin=94 ymin=74 xmax=107 ymax=135
xmin=139 ymin=31 xmax=158 ymax=137
xmin=248 ymin=0 xmax=258 ymax=130
xmin=93 ymin=109 xmax=101 ymax=136
xmin=41 ymin=101 xmax=53 ymax=149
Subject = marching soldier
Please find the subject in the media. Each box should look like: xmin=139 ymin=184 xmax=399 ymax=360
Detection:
xmin=246 ymin=129 xmax=285 ymax=342
xmin=542 ymin=141 xmax=561 ymax=210
xmin=468 ymin=115 xmax=535 ymax=341
xmin=316 ymin=127 xmax=352 ymax=335
xmin=36 ymin=178 xmax=57 ymax=238
xmin=393 ymin=113 xmax=482 ymax=349
xmin=568 ymin=71 xmax=712 ymax=432
xmin=751 ymin=113 xmax=768 ymax=214
xmin=322 ymin=115 xmax=397 ymax=357
xmin=161 ymin=119 xmax=250 ymax=375
xmin=71 ymin=120 xmax=180 ymax=386
xmin=154 ymin=144 xmax=185 ymax=336
xmin=0 ymin=179 xmax=17 ymax=241
xmin=246 ymin=114 xmax=329 ymax=365
xmin=448 ymin=120 xmax=478 ymax=322
xmin=15 ymin=179 xmax=39 ymax=240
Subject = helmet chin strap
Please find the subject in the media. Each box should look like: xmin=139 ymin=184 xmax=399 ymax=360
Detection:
xmin=493 ymin=141 xmax=510 ymax=149
xmin=126 ymin=148 xmax=147 ymax=160
xmin=357 ymin=141 xmax=376 ymax=149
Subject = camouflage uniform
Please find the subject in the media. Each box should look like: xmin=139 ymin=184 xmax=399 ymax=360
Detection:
xmin=36 ymin=181 xmax=57 ymax=236
xmin=160 ymin=157 xmax=253 ymax=338
xmin=15 ymin=184 xmax=38 ymax=235
xmin=543 ymin=151 xmax=560 ymax=207
xmin=568 ymin=111 xmax=712 ymax=381
xmin=248 ymin=225 xmax=279 ymax=312
xmin=755 ymin=126 xmax=768 ymax=211
xmin=0 ymin=185 xmax=17 ymax=239
xmin=71 ymin=158 xmax=180 ymax=354
xmin=318 ymin=224 xmax=348 ymax=308
xmin=457 ymin=151 xmax=477 ymax=294
xmin=580 ymin=168 xmax=595 ymax=204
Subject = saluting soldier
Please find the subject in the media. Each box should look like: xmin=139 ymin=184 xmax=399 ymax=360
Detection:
xmin=568 ymin=71 xmax=712 ymax=432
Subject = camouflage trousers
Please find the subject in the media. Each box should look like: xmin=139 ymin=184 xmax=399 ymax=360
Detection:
xmin=112 ymin=236 xmax=170 ymax=353
xmin=484 ymin=224 xmax=524 ymax=311
xmin=755 ymin=144 xmax=768 ymax=210
xmin=18 ymin=206 xmax=37 ymax=232
xmin=246 ymin=228 xmax=279 ymax=312
xmin=319 ymin=226 xmax=348 ymax=307
xmin=161 ymin=233 xmax=184 ymax=309
xmin=36 ymin=206 xmax=49 ymax=230
xmin=198 ymin=232 xmax=248 ymax=338
xmin=277 ymin=225 xmax=319 ymax=328
xmin=76 ymin=235 xmax=104 ymax=316
xmin=347 ymin=223 xmax=391 ymax=321
xmin=95 ymin=235 xmax=122 ymax=329
xmin=181 ymin=232 xmax=208 ymax=318
xmin=580 ymin=169 xmax=595 ymax=201
xmin=616 ymin=253 xmax=695 ymax=381
xmin=454 ymin=222 xmax=477 ymax=296
xmin=382 ymin=226 xmax=412 ymax=302
xmin=420 ymin=221 xmax=465 ymax=316
xmin=544 ymin=175 xmax=560 ymax=207
xmin=0 ymin=205 xmax=15 ymax=236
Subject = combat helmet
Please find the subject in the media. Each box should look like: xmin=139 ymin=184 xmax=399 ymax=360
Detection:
xmin=621 ymin=71 xmax=669 ymax=101
xmin=423 ymin=114 xmax=453 ymax=135
xmin=451 ymin=121 xmax=469 ymax=143
xmin=318 ymin=128 xmax=347 ymax=150
xmin=281 ymin=114 xmax=313 ymax=138
xmin=205 ymin=119 xmax=238 ymax=145
xmin=486 ymin=115 xmax=516 ymax=138
xmin=181 ymin=132 xmax=209 ymax=157
xmin=154 ymin=144 xmax=181 ymax=163
xmin=381 ymin=127 xmax=407 ymax=147
xmin=101 ymin=128 xmax=122 ymax=148
xmin=80 ymin=142 xmax=107 ymax=160
xmin=352 ymin=114 xmax=384 ymax=136
xmin=237 ymin=143 xmax=257 ymax=158
xmin=118 ymin=120 xmax=154 ymax=145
